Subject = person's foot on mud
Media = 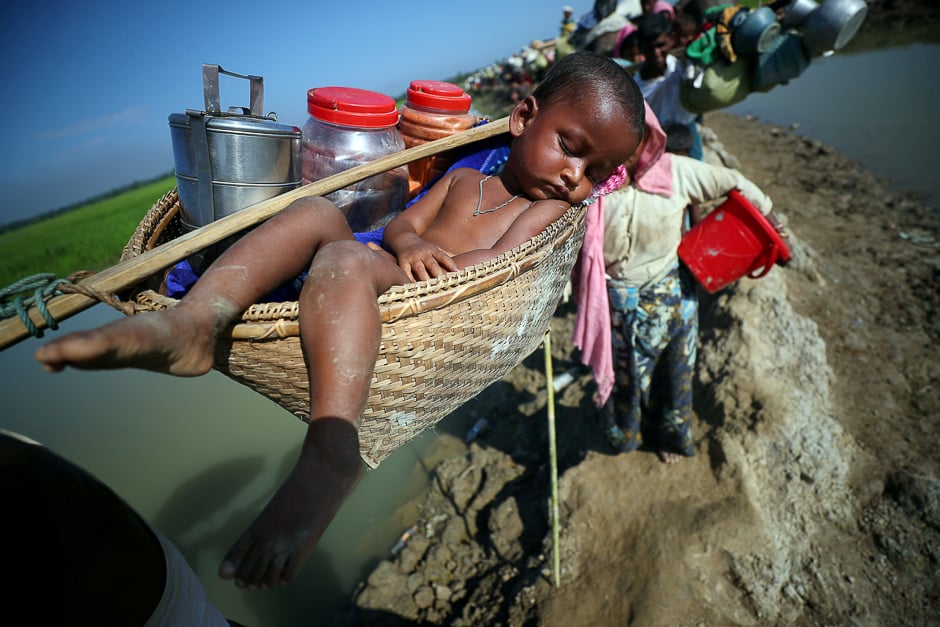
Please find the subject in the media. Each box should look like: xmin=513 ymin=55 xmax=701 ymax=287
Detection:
xmin=34 ymin=304 xmax=220 ymax=376
xmin=657 ymin=450 xmax=684 ymax=464
xmin=218 ymin=418 xmax=363 ymax=589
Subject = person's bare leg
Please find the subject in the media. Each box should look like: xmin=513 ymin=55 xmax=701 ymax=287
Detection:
xmin=219 ymin=241 xmax=409 ymax=589
xmin=35 ymin=197 xmax=354 ymax=376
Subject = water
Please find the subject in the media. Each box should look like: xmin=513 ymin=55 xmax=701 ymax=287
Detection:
xmin=0 ymin=305 xmax=466 ymax=625
xmin=1 ymin=38 xmax=937 ymax=627
xmin=726 ymin=40 xmax=940 ymax=211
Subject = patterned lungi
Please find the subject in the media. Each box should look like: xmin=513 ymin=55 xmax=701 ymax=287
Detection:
xmin=604 ymin=263 xmax=697 ymax=457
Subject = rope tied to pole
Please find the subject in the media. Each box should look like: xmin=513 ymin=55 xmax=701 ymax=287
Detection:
xmin=0 ymin=271 xmax=130 ymax=338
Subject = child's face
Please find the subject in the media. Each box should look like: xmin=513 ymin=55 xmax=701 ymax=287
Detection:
xmin=621 ymin=39 xmax=643 ymax=63
xmin=673 ymin=22 xmax=697 ymax=49
xmin=508 ymin=95 xmax=641 ymax=205
xmin=641 ymin=33 xmax=673 ymax=74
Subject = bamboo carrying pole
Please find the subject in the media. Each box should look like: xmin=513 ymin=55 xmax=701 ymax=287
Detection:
xmin=543 ymin=329 xmax=561 ymax=587
xmin=0 ymin=117 xmax=511 ymax=351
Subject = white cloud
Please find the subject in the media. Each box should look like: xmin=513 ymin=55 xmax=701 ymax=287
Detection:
xmin=38 ymin=107 xmax=147 ymax=140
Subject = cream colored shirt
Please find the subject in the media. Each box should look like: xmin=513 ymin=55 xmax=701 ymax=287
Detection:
xmin=603 ymin=155 xmax=773 ymax=287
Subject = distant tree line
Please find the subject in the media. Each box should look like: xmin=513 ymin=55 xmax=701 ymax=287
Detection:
xmin=0 ymin=171 xmax=175 ymax=236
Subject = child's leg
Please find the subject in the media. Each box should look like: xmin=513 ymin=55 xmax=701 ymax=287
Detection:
xmin=650 ymin=331 xmax=696 ymax=463
xmin=606 ymin=297 xmax=646 ymax=453
xmin=219 ymin=240 xmax=411 ymax=589
xmin=649 ymin=269 xmax=698 ymax=463
xmin=35 ymin=197 xmax=354 ymax=376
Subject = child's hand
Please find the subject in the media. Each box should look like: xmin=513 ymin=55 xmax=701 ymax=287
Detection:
xmin=395 ymin=240 xmax=458 ymax=282
xmin=774 ymin=224 xmax=792 ymax=266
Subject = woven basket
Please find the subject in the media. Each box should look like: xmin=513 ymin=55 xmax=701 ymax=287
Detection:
xmin=121 ymin=188 xmax=587 ymax=468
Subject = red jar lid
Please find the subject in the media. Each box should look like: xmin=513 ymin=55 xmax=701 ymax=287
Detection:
xmin=406 ymin=80 xmax=472 ymax=113
xmin=307 ymin=86 xmax=400 ymax=128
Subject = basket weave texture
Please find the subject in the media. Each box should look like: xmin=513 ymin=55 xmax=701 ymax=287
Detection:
xmin=121 ymin=188 xmax=587 ymax=468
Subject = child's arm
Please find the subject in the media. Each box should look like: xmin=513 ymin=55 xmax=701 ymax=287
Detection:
xmin=450 ymin=199 xmax=570 ymax=268
xmin=680 ymin=156 xmax=774 ymax=216
xmin=688 ymin=203 xmax=703 ymax=227
xmin=382 ymin=171 xmax=460 ymax=281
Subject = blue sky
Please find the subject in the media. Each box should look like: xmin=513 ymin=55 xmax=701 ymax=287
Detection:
xmin=0 ymin=0 xmax=565 ymax=226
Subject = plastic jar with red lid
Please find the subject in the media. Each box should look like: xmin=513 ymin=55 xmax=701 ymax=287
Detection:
xmin=302 ymin=86 xmax=408 ymax=232
xmin=399 ymin=80 xmax=478 ymax=194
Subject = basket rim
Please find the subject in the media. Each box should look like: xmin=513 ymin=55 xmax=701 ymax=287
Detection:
xmin=124 ymin=187 xmax=586 ymax=331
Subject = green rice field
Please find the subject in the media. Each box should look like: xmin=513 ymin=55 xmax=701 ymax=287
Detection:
xmin=0 ymin=176 xmax=176 ymax=294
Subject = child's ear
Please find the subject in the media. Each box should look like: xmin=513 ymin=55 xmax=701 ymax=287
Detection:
xmin=509 ymin=95 xmax=539 ymax=137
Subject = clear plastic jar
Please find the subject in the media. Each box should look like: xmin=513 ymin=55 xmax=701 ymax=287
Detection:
xmin=399 ymin=80 xmax=477 ymax=194
xmin=302 ymin=86 xmax=408 ymax=232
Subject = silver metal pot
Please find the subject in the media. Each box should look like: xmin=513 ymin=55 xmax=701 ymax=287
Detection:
xmin=168 ymin=65 xmax=302 ymax=232
xmin=781 ymin=0 xmax=820 ymax=29
xmin=732 ymin=6 xmax=782 ymax=56
xmin=752 ymin=32 xmax=812 ymax=91
xmin=801 ymin=0 xmax=868 ymax=56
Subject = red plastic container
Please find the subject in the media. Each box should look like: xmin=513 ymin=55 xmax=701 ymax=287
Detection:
xmin=678 ymin=189 xmax=791 ymax=293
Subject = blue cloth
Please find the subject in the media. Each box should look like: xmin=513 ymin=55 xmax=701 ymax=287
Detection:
xmin=165 ymin=261 xmax=200 ymax=298
xmin=687 ymin=122 xmax=704 ymax=161
xmin=166 ymin=259 xmax=305 ymax=302
xmin=354 ymin=227 xmax=385 ymax=248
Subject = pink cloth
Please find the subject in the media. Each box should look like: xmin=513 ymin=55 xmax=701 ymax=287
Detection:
xmin=613 ymin=24 xmax=637 ymax=59
xmin=633 ymin=105 xmax=673 ymax=197
xmin=653 ymin=0 xmax=676 ymax=20
xmin=591 ymin=163 xmax=629 ymax=199
xmin=572 ymin=103 xmax=673 ymax=406
xmin=571 ymin=194 xmax=614 ymax=404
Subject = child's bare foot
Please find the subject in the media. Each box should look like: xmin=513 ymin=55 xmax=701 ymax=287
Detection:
xmin=34 ymin=305 xmax=219 ymax=376
xmin=218 ymin=418 xmax=362 ymax=589
xmin=657 ymin=450 xmax=685 ymax=464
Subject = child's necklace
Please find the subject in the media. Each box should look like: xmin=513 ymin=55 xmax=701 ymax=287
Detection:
xmin=473 ymin=175 xmax=520 ymax=216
